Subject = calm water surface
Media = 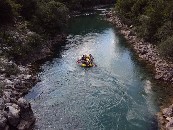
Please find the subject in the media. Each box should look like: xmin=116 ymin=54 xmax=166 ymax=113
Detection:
xmin=26 ymin=9 xmax=159 ymax=130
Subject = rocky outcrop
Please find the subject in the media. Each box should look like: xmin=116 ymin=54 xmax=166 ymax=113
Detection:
xmin=0 ymin=58 xmax=37 ymax=130
xmin=157 ymin=105 xmax=173 ymax=130
xmin=0 ymin=19 xmax=67 ymax=129
xmin=0 ymin=16 xmax=67 ymax=130
xmin=106 ymin=11 xmax=173 ymax=130
xmin=0 ymin=98 xmax=35 ymax=130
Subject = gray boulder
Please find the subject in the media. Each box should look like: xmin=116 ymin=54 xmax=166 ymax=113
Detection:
xmin=163 ymin=106 xmax=173 ymax=117
xmin=17 ymin=98 xmax=35 ymax=130
xmin=0 ymin=98 xmax=4 ymax=110
xmin=17 ymin=118 xmax=35 ymax=130
xmin=5 ymin=105 xmax=20 ymax=127
xmin=166 ymin=119 xmax=173 ymax=130
xmin=0 ymin=112 xmax=7 ymax=129
xmin=17 ymin=98 xmax=30 ymax=109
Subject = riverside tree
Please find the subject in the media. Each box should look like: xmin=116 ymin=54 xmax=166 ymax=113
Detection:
xmin=115 ymin=0 xmax=173 ymax=60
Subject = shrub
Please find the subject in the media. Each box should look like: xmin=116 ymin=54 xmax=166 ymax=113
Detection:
xmin=159 ymin=36 xmax=173 ymax=59
xmin=116 ymin=0 xmax=135 ymax=19
xmin=35 ymin=0 xmax=69 ymax=34
xmin=11 ymin=33 xmax=43 ymax=60
xmin=0 ymin=0 xmax=21 ymax=25
xmin=16 ymin=0 xmax=37 ymax=20
xmin=1 ymin=28 xmax=43 ymax=60
xmin=155 ymin=21 xmax=173 ymax=42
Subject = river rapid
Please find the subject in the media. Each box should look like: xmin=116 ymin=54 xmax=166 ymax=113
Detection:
xmin=26 ymin=8 xmax=159 ymax=130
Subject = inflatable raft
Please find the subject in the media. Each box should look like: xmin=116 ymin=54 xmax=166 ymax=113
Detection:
xmin=78 ymin=62 xmax=94 ymax=67
xmin=77 ymin=54 xmax=96 ymax=67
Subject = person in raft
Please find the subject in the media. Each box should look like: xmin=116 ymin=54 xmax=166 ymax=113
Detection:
xmin=89 ymin=54 xmax=94 ymax=62
xmin=78 ymin=54 xmax=94 ymax=66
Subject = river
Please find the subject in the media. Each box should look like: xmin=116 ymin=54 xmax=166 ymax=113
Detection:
xmin=26 ymin=8 xmax=159 ymax=130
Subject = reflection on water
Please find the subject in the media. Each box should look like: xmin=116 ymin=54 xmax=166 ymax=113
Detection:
xmin=26 ymin=9 xmax=159 ymax=130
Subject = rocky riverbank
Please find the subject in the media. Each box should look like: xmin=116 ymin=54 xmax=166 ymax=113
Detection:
xmin=0 ymin=21 xmax=67 ymax=129
xmin=0 ymin=58 xmax=37 ymax=130
xmin=106 ymin=11 xmax=173 ymax=130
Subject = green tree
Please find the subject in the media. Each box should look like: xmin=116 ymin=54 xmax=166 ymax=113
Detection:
xmin=0 ymin=0 xmax=21 ymax=25
xmin=115 ymin=0 xmax=173 ymax=59
xmin=35 ymin=0 xmax=69 ymax=34
xmin=16 ymin=0 xmax=37 ymax=20
xmin=159 ymin=36 xmax=173 ymax=59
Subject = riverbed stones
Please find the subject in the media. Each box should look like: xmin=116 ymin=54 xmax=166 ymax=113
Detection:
xmin=163 ymin=106 xmax=173 ymax=117
xmin=4 ymin=79 xmax=13 ymax=85
xmin=0 ymin=98 xmax=5 ymax=110
xmin=166 ymin=119 xmax=173 ymax=130
xmin=24 ymin=75 xmax=31 ymax=80
xmin=17 ymin=98 xmax=29 ymax=109
xmin=0 ymin=112 xmax=7 ymax=129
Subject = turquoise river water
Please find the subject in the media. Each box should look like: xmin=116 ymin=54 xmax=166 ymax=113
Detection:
xmin=26 ymin=8 xmax=159 ymax=130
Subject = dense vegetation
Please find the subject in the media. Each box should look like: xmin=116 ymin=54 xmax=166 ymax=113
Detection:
xmin=0 ymin=0 xmax=114 ymax=29
xmin=115 ymin=0 xmax=173 ymax=59
xmin=0 ymin=0 xmax=114 ymax=62
xmin=2 ymin=0 xmax=172 ymax=60
xmin=60 ymin=0 xmax=114 ymax=10
xmin=0 ymin=0 xmax=69 ymax=33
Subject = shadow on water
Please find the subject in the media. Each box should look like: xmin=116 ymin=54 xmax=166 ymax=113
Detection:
xmin=68 ymin=9 xmax=113 ymax=35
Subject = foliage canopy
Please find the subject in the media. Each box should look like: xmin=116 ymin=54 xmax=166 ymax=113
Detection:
xmin=115 ymin=0 xmax=173 ymax=59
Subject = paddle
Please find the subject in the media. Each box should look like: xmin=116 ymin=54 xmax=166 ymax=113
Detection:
xmin=93 ymin=63 xmax=97 ymax=67
xmin=76 ymin=59 xmax=82 ymax=63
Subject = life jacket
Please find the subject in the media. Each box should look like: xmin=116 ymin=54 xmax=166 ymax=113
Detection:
xmin=86 ymin=58 xmax=90 ymax=61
